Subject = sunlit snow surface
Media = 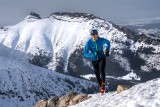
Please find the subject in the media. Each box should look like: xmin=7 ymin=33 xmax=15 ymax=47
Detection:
xmin=81 ymin=71 xmax=140 ymax=81
xmin=71 ymin=78 xmax=160 ymax=107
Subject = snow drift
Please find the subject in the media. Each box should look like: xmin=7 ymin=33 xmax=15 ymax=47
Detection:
xmin=71 ymin=78 xmax=160 ymax=107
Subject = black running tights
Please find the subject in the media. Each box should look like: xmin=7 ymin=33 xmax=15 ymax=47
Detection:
xmin=92 ymin=58 xmax=106 ymax=87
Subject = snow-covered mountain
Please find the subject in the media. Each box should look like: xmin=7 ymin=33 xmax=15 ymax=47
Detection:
xmin=0 ymin=12 xmax=160 ymax=107
xmin=0 ymin=12 xmax=160 ymax=82
xmin=70 ymin=78 xmax=160 ymax=107
xmin=125 ymin=23 xmax=160 ymax=42
xmin=0 ymin=44 xmax=97 ymax=107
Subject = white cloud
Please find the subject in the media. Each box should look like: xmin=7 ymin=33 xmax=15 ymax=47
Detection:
xmin=128 ymin=17 xmax=160 ymax=25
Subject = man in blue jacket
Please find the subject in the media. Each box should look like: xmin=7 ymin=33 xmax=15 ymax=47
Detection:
xmin=84 ymin=29 xmax=110 ymax=93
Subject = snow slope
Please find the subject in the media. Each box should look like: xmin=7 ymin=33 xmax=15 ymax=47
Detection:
xmin=71 ymin=78 xmax=160 ymax=107
xmin=0 ymin=44 xmax=97 ymax=107
xmin=0 ymin=12 xmax=96 ymax=72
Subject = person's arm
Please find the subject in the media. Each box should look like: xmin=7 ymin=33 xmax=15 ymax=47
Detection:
xmin=105 ymin=39 xmax=110 ymax=51
xmin=104 ymin=39 xmax=110 ymax=56
xmin=84 ymin=41 xmax=94 ymax=58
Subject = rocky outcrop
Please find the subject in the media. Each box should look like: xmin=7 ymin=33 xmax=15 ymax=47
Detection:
xmin=50 ymin=12 xmax=103 ymax=20
xmin=27 ymin=12 xmax=41 ymax=19
xmin=34 ymin=100 xmax=47 ymax=107
xmin=117 ymin=85 xmax=132 ymax=94
xmin=25 ymin=12 xmax=41 ymax=22
xmin=34 ymin=92 xmax=91 ymax=107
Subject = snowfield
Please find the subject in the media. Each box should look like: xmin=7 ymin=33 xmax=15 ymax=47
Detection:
xmin=71 ymin=78 xmax=160 ymax=107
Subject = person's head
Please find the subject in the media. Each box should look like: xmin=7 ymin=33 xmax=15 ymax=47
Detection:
xmin=90 ymin=29 xmax=98 ymax=40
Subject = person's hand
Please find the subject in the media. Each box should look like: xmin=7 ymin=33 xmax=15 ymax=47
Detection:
xmin=94 ymin=52 xmax=97 ymax=56
xmin=105 ymin=51 xmax=110 ymax=57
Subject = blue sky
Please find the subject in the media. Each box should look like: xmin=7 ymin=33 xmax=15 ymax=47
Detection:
xmin=0 ymin=0 xmax=160 ymax=26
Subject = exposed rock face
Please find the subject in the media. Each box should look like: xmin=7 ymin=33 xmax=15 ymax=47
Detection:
xmin=24 ymin=12 xmax=41 ymax=22
xmin=29 ymin=48 xmax=52 ymax=68
xmin=34 ymin=92 xmax=90 ymax=107
xmin=34 ymin=100 xmax=47 ymax=107
xmin=69 ymin=93 xmax=89 ymax=105
xmin=28 ymin=12 xmax=41 ymax=19
xmin=48 ymin=96 xmax=59 ymax=107
xmin=50 ymin=12 xmax=103 ymax=20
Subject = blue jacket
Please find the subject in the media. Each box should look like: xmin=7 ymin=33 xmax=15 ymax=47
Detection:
xmin=84 ymin=37 xmax=110 ymax=61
